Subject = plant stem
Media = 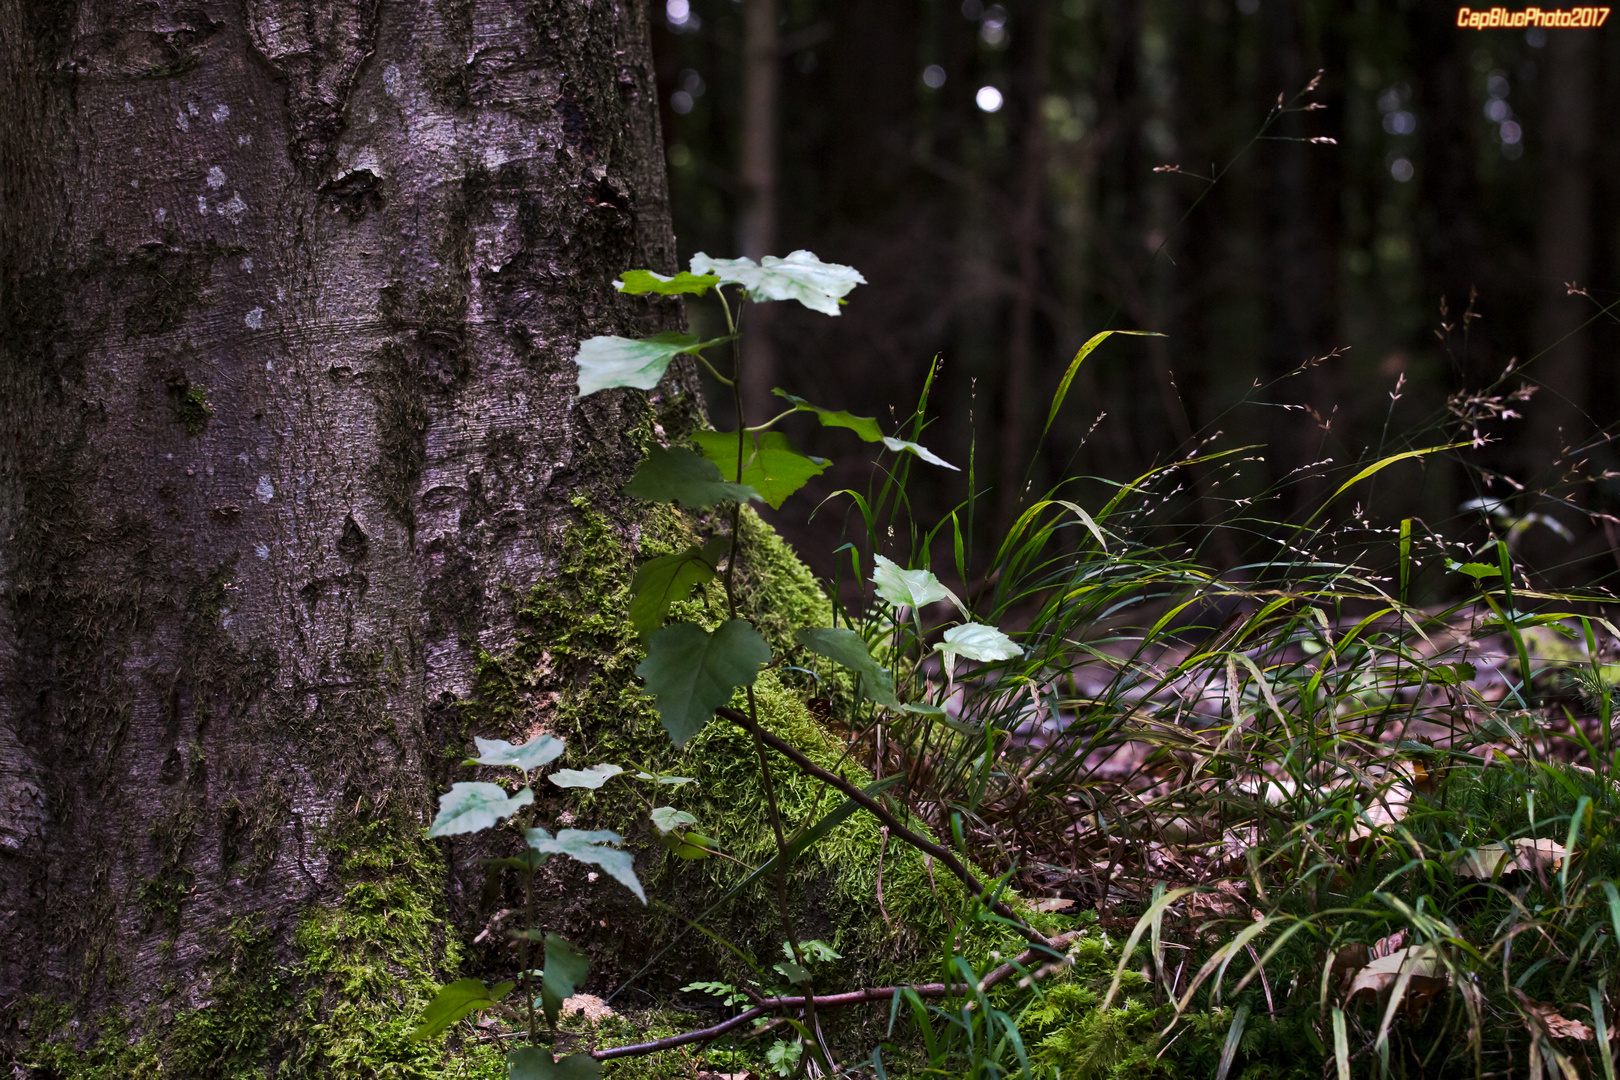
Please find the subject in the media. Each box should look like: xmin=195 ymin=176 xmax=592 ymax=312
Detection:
xmin=716 ymin=285 xmax=831 ymax=1074
xmin=520 ymin=782 xmax=538 ymax=1045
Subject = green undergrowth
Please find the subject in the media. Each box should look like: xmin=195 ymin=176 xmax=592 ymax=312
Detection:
xmin=451 ymin=498 xmax=1052 ymax=1058
xmin=13 ymin=815 xmax=501 ymax=1080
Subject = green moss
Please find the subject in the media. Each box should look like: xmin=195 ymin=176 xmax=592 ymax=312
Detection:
xmin=276 ymin=813 xmax=494 ymax=1079
xmin=17 ymin=918 xmax=290 ymax=1080
xmin=166 ymin=377 xmax=212 ymax=437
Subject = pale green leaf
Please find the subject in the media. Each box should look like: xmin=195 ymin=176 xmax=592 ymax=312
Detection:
xmin=623 ymin=446 xmax=759 ymax=508
xmin=540 ymin=934 xmax=590 ymax=1027
xmin=871 ymin=554 xmax=966 ymax=616
xmin=613 ymin=269 xmax=721 ymax=296
xmin=546 ymin=764 xmax=624 ymax=790
xmin=526 ymin=828 xmax=646 ymax=903
xmin=881 ymin=436 xmax=958 ymax=470
xmin=692 ymin=430 xmax=829 ymax=510
xmin=467 ymin=735 xmax=565 ymax=773
xmin=633 ymin=771 xmax=696 ymax=786
xmin=575 ymin=331 xmax=722 ymax=397
xmin=410 ymin=978 xmax=514 ymax=1041
xmin=690 ymin=250 xmax=865 ymax=315
xmin=635 ymin=619 xmax=772 ymax=746
xmin=651 ymin=806 xmax=700 ymax=833
xmin=934 ymin=622 xmax=1021 ymax=680
xmin=772 ymin=390 xmax=884 ymax=442
xmin=795 ymin=626 xmax=902 ymax=710
xmin=629 ymin=538 xmax=727 ymax=639
xmin=428 ymin=783 xmax=534 ymax=837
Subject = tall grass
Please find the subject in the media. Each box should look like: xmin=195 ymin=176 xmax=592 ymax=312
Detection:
xmin=802 ymin=348 xmax=1620 ymax=1077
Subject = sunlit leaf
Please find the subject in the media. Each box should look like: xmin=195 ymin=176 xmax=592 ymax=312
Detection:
xmin=632 ymin=771 xmax=696 ymax=786
xmin=795 ymin=626 xmax=902 ymax=710
xmin=466 ymin=735 xmax=565 ymax=773
xmin=934 ymin=622 xmax=1021 ymax=680
xmin=629 ymin=538 xmax=728 ymax=639
xmin=871 ymin=554 xmax=965 ymax=615
xmin=692 ymin=430 xmax=829 ymax=510
xmin=410 ymin=977 xmax=514 ymax=1041
xmin=650 ymin=806 xmax=700 ymax=833
xmin=428 ymin=783 xmax=534 ymax=838
xmin=526 ymin=828 xmax=646 ymax=903
xmin=623 ymin=446 xmax=759 ymax=508
xmin=546 ymin=764 xmax=624 ymax=790
xmin=575 ymin=332 xmax=724 ymax=397
xmin=1447 ymin=561 xmax=1502 ymax=580
xmin=881 ymin=436 xmax=958 ymax=470
xmin=614 ymin=269 xmax=721 ymax=296
xmin=540 ymin=934 xmax=590 ymax=1027
xmin=635 ymin=619 xmax=772 ymax=746
xmin=658 ymin=829 xmax=717 ymax=859
xmin=690 ymin=250 xmax=865 ymax=315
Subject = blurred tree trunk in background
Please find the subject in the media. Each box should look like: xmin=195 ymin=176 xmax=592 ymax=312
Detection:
xmin=0 ymin=0 xmax=679 ymax=1057
xmin=654 ymin=0 xmax=1620 ymax=588
xmin=738 ymin=0 xmax=780 ymax=423
xmin=1527 ymin=30 xmax=1594 ymax=484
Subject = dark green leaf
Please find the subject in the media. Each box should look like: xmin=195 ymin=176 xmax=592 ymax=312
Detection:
xmin=773 ymin=390 xmax=884 ymax=442
xmin=526 ymin=828 xmax=646 ymax=903
xmin=1432 ymin=662 xmax=1478 ymax=686
xmin=540 ymin=934 xmax=590 ymax=1027
xmin=428 ymin=783 xmax=534 ymax=838
xmin=629 ymin=538 xmax=728 ymax=639
xmin=508 ymin=1047 xmax=602 ymax=1080
xmin=795 ymin=627 xmax=902 ymax=710
xmin=692 ymin=430 xmax=829 ymax=510
xmin=410 ymin=978 xmax=514 ymax=1041
xmin=614 ymin=269 xmax=721 ymax=296
xmin=624 ymin=446 xmax=759 ymax=508
xmin=635 ymin=619 xmax=772 ymax=746
xmin=774 ymin=961 xmax=812 ymax=985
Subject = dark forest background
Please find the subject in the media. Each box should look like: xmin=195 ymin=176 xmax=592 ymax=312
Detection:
xmin=646 ymin=0 xmax=1620 ymax=596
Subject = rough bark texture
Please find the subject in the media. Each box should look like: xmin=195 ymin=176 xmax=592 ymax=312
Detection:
xmin=0 ymin=0 xmax=693 ymax=1069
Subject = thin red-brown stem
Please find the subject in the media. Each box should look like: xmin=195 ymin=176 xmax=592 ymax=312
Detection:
xmin=720 ymin=705 xmax=1049 ymax=948
xmin=589 ymin=933 xmax=1079 ymax=1061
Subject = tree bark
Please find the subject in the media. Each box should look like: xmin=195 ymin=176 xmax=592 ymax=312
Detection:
xmin=0 ymin=0 xmax=683 ymax=1065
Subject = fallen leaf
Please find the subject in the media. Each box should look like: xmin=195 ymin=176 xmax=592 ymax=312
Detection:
xmin=1347 ymin=944 xmax=1449 ymax=1002
xmin=1455 ymin=838 xmax=1568 ymax=880
xmin=1515 ymin=989 xmax=1594 ymax=1042
xmin=1030 ymin=897 xmax=1075 ymax=913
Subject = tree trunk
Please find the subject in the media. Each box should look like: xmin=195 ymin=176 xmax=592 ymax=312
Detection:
xmin=0 ymin=0 xmax=684 ymax=1068
xmin=1527 ymin=29 xmax=1594 ymax=484
xmin=737 ymin=0 xmax=779 ymax=425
